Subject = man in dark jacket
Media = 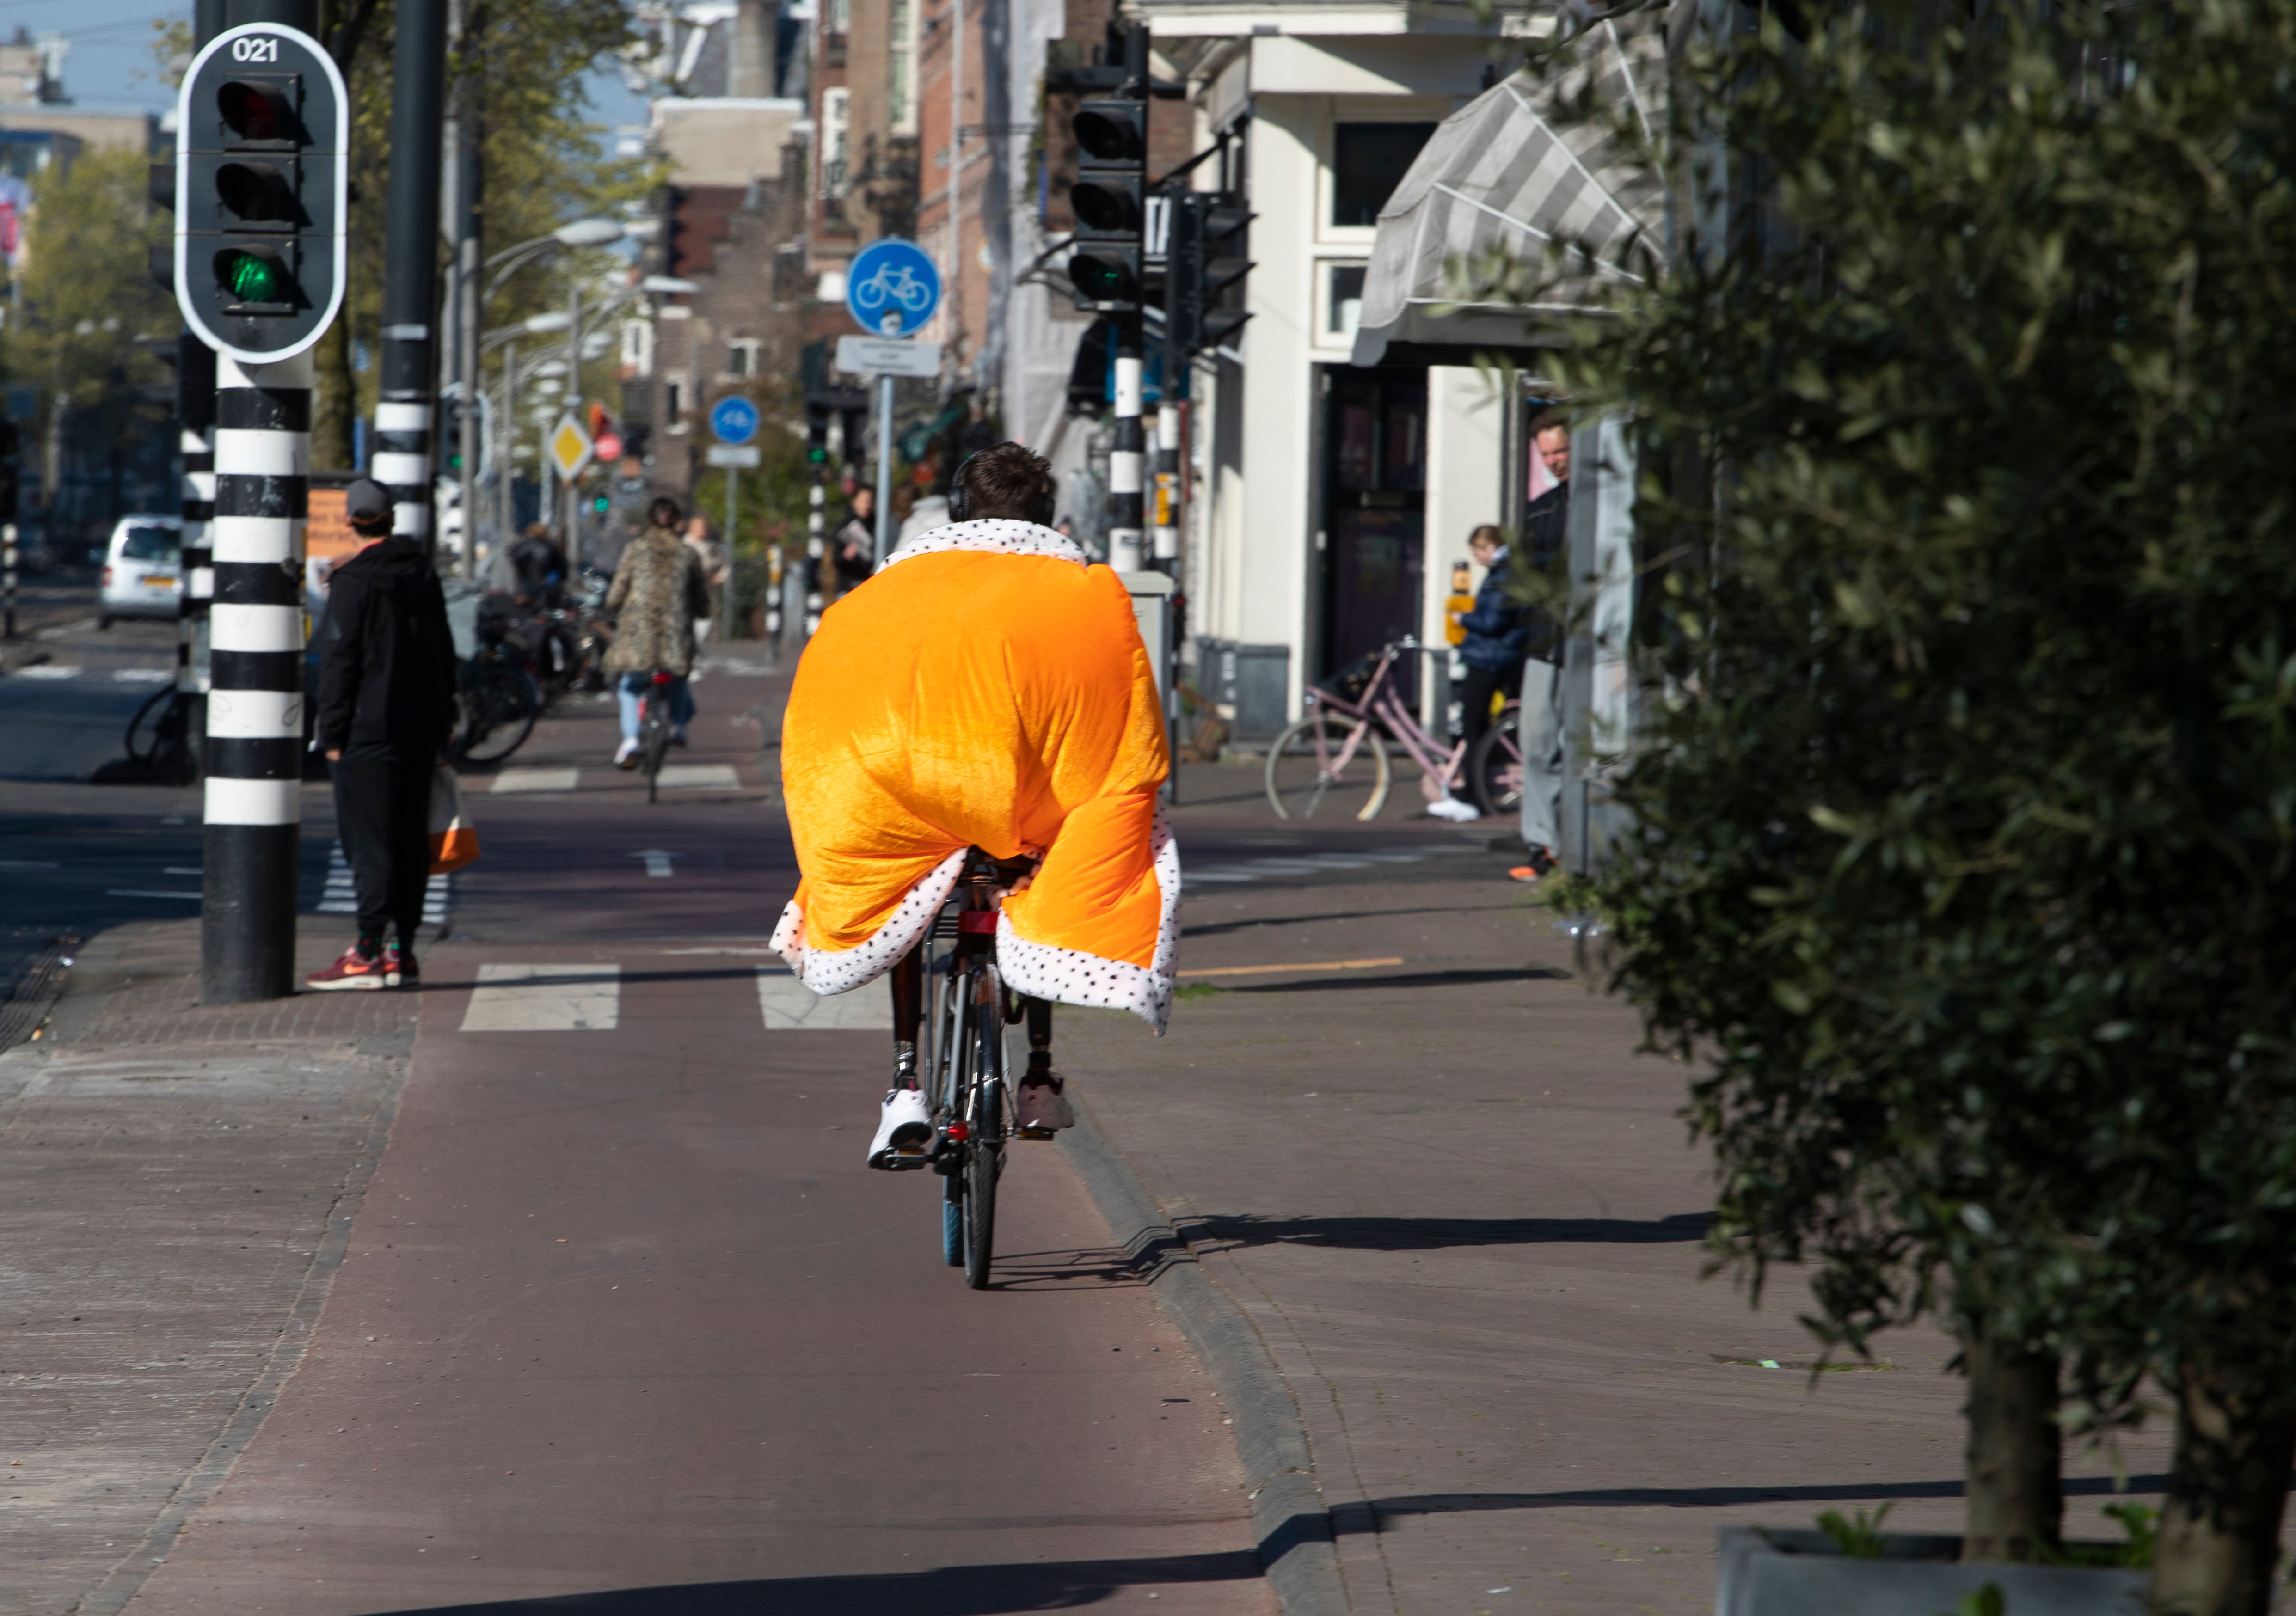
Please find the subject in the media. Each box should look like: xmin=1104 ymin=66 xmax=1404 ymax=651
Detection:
xmin=306 ymin=478 xmax=460 ymax=991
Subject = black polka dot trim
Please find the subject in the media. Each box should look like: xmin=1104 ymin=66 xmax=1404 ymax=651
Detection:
xmin=877 ymin=519 xmax=1090 ymax=573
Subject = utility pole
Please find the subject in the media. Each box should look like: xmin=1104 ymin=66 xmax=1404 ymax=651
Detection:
xmin=564 ymin=285 xmax=583 ymax=562
xmin=375 ymin=0 xmax=447 ymax=562
xmin=450 ymin=1 xmax=481 ymax=579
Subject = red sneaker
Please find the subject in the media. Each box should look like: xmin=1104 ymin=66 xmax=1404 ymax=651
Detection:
xmin=382 ymin=944 xmax=419 ymax=990
xmin=306 ymin=945 xmax=388 ymax=992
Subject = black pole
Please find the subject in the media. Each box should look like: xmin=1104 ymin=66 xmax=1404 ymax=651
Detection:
xmin=1106 ymin=23 xmax=1149 ymax=572
xmin=376 ymin=0 xmax=447 ymax=560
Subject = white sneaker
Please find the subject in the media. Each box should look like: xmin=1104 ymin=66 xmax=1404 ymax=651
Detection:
xmin=1427 ymin=796 xmax=1480 ymax=823
xmin=614 ymin=738 xmax=639 ymax=769
xmin=867 ymin=1086 xmax=933 ymax=1169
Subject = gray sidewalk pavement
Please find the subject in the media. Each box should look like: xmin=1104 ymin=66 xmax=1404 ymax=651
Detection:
xmin=1056 ymin=789 xmax=2185 ymax=1615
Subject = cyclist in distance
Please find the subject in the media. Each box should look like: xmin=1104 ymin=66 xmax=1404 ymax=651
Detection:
xmin=603 ymin=496 xmax=712 ymax=769
xmin=770 ymin=442 xmax=1179 ymax=1167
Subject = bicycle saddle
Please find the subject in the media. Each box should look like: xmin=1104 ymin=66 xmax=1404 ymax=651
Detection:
xmin=963 ymin=847 xmax=1040 ymax=885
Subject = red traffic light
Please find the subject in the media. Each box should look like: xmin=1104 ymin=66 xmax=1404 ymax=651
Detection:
xmin=218 ymin=80 xmax=288 ymax=141
xmin=1072 ymin=106 xmax=1143 ymax=164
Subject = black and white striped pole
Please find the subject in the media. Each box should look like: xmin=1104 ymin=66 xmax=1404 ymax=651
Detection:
xmin=1150 ymin=400 xmax=1179 ymax=571
xmin=175 ymin=332 xmax=216 ymax=759
xmin=1109 ymin=341 xmax=1144 ymax=571
xmin=377 ymin=0 xmax=447 ymax=561
xmin=201 ymin=351 xmax=310 ymax=1001
xmin=174 ymin=16 xmax=345 ymax=999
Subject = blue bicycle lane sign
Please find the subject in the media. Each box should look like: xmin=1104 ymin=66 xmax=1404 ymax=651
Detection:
xmin=846 ymin=238 xmax=942 ymax=336
xmin=709 ymin=395 xmax=759 ymax=445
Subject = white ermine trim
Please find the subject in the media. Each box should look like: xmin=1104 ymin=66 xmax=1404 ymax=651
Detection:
xmin=772 ymin=847 xmax=970 ymax=997
xmin=996 ymin=806 xmax=1180 ymax=1034
xmin=878 ymin=518 xmax=1089 ymax=573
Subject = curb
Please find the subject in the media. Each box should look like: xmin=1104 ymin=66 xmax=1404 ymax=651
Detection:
xmin=1059 ymin=1105 xmax=1349 ymax=1616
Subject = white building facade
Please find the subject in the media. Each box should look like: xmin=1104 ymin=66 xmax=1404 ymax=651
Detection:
xmin=1144 ymin=7 xmax=1529 ymax=738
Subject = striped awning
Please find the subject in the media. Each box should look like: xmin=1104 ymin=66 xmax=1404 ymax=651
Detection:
xmin=1350 ymin=13 xmax=1670 ymax=368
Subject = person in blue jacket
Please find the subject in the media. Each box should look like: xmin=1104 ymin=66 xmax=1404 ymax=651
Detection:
xmin=1453 ymin=523 xmax=1532 ymax=758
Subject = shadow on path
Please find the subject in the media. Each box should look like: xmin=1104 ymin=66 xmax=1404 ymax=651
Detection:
xmin=1179 ymin=1212 xmax=1712 ymax=1251
xmin=363 ymin=1548 xmax=1263 ymax=1616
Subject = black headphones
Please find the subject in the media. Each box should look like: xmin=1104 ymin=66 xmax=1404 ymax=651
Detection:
xmin=947 ymin=443 xmax=1057 ymax=527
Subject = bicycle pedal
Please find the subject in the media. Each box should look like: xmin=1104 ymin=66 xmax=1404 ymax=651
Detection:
xmin=1014 ymin=1126 xmax=1057 ymax=1141
xmin=882 ymin=1149 xmax=930 ymax=1171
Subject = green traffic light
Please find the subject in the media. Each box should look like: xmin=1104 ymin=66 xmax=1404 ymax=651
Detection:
xmin=592 ymin=495 xmax=610 ymax=513
xmin=215 ymin=247 xmax=286 ymax=304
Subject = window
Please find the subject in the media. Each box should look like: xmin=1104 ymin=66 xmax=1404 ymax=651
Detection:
xmin=822 ymin=86 xmax=851 ymax=198
xmin=1332 ymin=123 xmax=1437 ymax=228
xmin=1326 ymin=263 xmax=1367 ymax=340
xmin=725 ymin=338 xmax=760 ymax=378
xmin=889 ymin=0 xmax=917 ymax=134
xmin=620 ymin=318 xmax=653 ymax=377
xmin=665 ymin=373 xmax=688 ymax=427
xmin=827 ymin=0 xmax=849 ymax=30
xmin=118 ymin=526 xmax=179 ymax=563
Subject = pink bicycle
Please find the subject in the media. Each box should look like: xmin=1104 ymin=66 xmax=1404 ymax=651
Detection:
xmin=1265 ymin=637 xmax=1518 ymax=821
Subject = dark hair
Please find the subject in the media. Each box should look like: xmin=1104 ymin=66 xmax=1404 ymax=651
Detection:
xmin=648 ymin=496 xmax=681 ymax=529
xmin=1467 ymin=523 xmax=1504 ymax=549
xmin=951 ymin=442 xmax=1056 ymax=524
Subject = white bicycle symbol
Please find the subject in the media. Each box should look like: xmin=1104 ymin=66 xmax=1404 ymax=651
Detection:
xmin=854 ymin=262 xmax=934 ymax=315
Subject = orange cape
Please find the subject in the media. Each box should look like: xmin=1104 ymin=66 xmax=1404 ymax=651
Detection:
xmin=771 ymin=520 xmax=1179 ymax=1029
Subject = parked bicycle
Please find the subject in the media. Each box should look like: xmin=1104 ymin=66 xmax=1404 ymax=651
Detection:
xmin=1265 ymin=637 xmax=1516 ymax=821
xmin=917 ymin=848 xmax=1038 ymax=1289
xmin=450 ymin=625 xmax=541 ymax=766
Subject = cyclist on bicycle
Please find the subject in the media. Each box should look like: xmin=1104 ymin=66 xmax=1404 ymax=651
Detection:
xmin=769 ymin=442 xmax=1178 ymax=1168
xmin=604 ymin=496 xmax=713 ymax=768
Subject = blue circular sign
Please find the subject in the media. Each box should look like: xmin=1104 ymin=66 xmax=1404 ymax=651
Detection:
xmin=709 ymin=395 xmax=759 ymax=445
xmin=846 ymin=238 xmax=942 ymax=337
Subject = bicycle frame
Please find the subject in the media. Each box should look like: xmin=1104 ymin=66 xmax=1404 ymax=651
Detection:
xmin=1302 ymin=640 xmax=1468 ymax=794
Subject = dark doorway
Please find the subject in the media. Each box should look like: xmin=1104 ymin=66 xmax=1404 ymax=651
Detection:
xmin=1319 ymin=367 xmax=1428 ymax=701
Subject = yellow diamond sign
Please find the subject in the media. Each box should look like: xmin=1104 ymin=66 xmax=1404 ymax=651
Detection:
xmin=548 ymin=413 xmax=594 ymax=483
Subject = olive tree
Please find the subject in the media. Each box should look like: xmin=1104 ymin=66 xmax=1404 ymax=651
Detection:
xmin=1494 ymin=0 xmax=2296 ymax=1606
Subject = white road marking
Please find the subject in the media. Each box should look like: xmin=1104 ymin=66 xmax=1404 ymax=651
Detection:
xmin=653 ymin=763 xmax=739 ymax=790
xmin=111 ymin=667 xmax=172 ymax=683
xmin=165 ymin=867 xmax=203 ymax=875
xmin=106 ymin=889 xmax=201 ymax=899
xmin=491 ymin=768 xmax=579 ymax=793
xmin=460 ymin=963 xmax=620 ymax=1032
xmin=757 ymin=969 xmax=890 ymax=1030
xmin=629 ymin=849 xmax=677 ymax=878
xmin=316 ymin=839 xmax=449 ymax=923
xmin=17 ymin=665 xmax=81 ymax=680
xmin=0 ymin=859 xmax=60 ymax=869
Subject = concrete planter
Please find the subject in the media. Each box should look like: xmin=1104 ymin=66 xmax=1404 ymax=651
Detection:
xmin=1716 ymin=1527 xmax=2148 ymax=1616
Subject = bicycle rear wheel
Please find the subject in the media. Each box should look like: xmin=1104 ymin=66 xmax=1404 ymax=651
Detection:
xmin=1468 ymin=709 xmax=1526 ymax=818
xmin=1265 ymin=713 xmax=1390 ymax=821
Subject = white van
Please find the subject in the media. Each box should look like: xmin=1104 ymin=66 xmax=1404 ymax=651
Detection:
xmin=98 ymin=515 xmax=184 ymax=628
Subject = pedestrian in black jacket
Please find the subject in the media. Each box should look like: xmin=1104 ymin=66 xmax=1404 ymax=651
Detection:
xmin=1454 ymin=524 xmax=1530 ymax=760
xmin=306 ymin=478 xmax=459 ymax=992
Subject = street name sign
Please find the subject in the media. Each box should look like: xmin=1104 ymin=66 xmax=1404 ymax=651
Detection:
xmin=705 ymin=445 xmax=761 ymax=468
xmin=837 ymin=336 xmax=943 ymax=379
xmin=845 ymin=239 xmax=941 ymax=337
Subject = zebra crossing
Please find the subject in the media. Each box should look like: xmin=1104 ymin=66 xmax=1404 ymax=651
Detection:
xmin=453 ymin=963 xmax=883 ymax=1033
xmin=318 ymin=839 xmax=451 ymax=926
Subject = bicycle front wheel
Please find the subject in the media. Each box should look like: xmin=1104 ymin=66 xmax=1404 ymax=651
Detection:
xmin=962 ymin=991 xmax=1005 ymax=1290
xmin=1266 ymin=714 xmax=1390 ymax=821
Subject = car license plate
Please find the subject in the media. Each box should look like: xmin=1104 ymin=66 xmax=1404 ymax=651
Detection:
xmin=141 ymin=575 xmax=175 ymax=586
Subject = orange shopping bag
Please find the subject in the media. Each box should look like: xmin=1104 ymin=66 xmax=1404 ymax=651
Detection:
xmin=428 ymin=764 xmax=481 ymax=874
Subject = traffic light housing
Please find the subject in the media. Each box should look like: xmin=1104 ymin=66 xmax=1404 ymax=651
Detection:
xmin=174 ymin=24 xmax=347 ymax=365
xmin=1069 ymin=97 xmax=1146 ymax=314
xmin=1169 ymin=191 xmax=1254 ymax=359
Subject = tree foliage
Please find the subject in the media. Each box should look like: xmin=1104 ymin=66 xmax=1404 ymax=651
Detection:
xmin=1485 ymin=0 xmax=2296 ymax=1587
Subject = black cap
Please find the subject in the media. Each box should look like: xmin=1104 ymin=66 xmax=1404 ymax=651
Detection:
xmin=344 ymin=478 xmax=393 ymax=525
